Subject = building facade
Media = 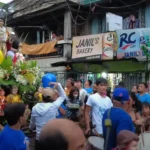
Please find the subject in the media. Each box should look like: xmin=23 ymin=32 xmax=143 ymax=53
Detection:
xmin=6 ymin=0 xmax=150 ymax=88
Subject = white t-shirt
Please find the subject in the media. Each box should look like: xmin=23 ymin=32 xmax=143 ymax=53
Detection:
xmin=86 ymin=93 xmax=113 ymax=134
xmin=80 ymin=89 xmax=88 ymax=104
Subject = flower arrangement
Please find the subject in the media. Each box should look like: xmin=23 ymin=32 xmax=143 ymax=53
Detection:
xmin=0 ymin=56 xmax=44 ymax=103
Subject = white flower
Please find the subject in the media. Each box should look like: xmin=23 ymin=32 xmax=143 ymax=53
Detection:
xmin=16 ymin=75 xmax=27 ymax=85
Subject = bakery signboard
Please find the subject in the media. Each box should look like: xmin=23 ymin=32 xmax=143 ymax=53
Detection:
xmin=72 ymin=34 xmax=103 ymax=60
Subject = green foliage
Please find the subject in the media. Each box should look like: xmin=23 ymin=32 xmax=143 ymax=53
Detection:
xmin=19 ymin=60 xmax=37 ymax=71
xmin=0 ymin=57 xmax=42 ymax=104
xmin=0 ymin=78 xmax=18 ymax=86
xmin=0 ymin=57 xmax=13 ymax=73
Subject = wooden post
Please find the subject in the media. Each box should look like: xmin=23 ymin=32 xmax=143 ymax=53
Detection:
xmin=63 ymin=11 xmax=72 ymax=59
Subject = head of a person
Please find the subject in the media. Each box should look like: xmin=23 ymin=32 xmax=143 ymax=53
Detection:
xmin=39 ymin=119 xmax=86 ymax=150
xmin=93 ymin=82 xmax=97 ymax=94
xmin=42 ymin=88 xmax=59 ymax=102
xmin=11 ymin=86 xmax=18 ymax=95
xmin=129 ymin=92 xmax=142 ymax=112
xmin=76 ymin=80 xmax=82 ymax=89
xmin=131 ymin=85 xmax=139 ymax=93
xmin=138 ymin=82 xmax=148 ymax=94
xmin=52 ymin=32 xmax=57 ymax=39
xmin=96 ymin=78 xmax=107 ymax=95
xmin=142 ymin=102 xmax=150 ymax=116
xmin=68 ymin=87 xmax=79 ymax=101
xmin=4 ymin=103 xmax=27 ymax=127
xmin=118 ymin=81 xmax=125 ymax=88
xmin=0 ymin=18 xmax=4 ymax=27
xmin=84 ymin=80 xmax=92 ymax=88
xmin=66 ymin=78 xmax=74 ymax=88
xmin=113 ymin=88 xmax=130 ymax=110
xmin=117 ymin=130 xmax=139 ymax=150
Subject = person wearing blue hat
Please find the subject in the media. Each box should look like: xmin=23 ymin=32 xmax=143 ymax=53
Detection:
xmin=102 ymin=87 xmax=135 ymax=150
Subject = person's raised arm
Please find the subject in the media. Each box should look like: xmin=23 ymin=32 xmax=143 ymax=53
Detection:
xmin=50 ymin=82 xmax=66 ymax=98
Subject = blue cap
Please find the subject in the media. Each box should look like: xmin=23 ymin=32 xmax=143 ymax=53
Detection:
xmin=113 ymin=88 xmax=129 ymax=103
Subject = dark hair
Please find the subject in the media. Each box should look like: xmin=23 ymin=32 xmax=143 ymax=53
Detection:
xmin=68 ymin=87 xmax=79 ymax=102
xmin=96 ymin=78 xmax=107 ymax=86
xmin=142 ymin=102 xmax=150 ymax=108
xmin=119 ymin=81 xmax=125 ymax=87
xmin=76 ymin=79 xmax=82 ymax=84
xmin=4 ymin=103 xmax=26 ymax=126
xmin=139 ymin=82 xmax=148 ymax=89
xmin=39 ymin=130 xmax=68 ymax=150
xmin=42 ymin=95 xmax=53 ymax=103
xmin=12 ymin=39 xmax=19 ymax=49
xmin=67 ymin=78 xmax=74 ymax=86
xmin=130 ymin=92 xmax=142 ymax=112
xmin=88 ymin=80 xmax=92 ymax=86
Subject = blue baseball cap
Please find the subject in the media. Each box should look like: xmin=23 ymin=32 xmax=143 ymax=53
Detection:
xmin=113 ymin=88 xmax=129 ymax=103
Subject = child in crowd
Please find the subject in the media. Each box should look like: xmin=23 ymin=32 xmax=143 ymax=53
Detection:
xmin=0 ymin=103 xmax=29 ymax=150
xmin=113 ymin=130 xmax=139 ymax=150
xmin=135 ymin=102 xmax=150 ymax=126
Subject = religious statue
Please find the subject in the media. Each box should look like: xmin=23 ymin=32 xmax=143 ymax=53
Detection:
xmin=6 ymin=86 xmax=22 ymax=103
xmin=0 ymin=18 xmax=8 ymax=56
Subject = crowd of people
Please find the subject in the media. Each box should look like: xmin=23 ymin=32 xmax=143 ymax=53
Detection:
xmin=0 ymin=77 xmax=150 ymax=150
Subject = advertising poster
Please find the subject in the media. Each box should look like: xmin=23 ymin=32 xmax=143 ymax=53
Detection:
xmin=117 ymin=29 xmax=140 ymax=59
xmin=117 ymin=28 xmax=150 ymax=59
xmin=72 ymin=34 xmax=103 ymax=60
xmin=102 ymin=32 xmax=115 ymax=60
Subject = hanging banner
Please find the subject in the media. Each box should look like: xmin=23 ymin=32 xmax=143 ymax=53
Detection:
xmin=72 ymin=34 xmax=103 ymax=60
xmin=102 ymin=32 xmax=115 ymax=60
xmin=117 ymin=29 xmax=140 ymax=59
xmin=117 ymin=28 xmax=150 ymax=59
xmin=22 ymin=41 xmax=57 ymax=55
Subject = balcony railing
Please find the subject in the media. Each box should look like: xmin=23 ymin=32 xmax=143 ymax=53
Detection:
xmin=26 ymin=40 xmax=72 ymax=59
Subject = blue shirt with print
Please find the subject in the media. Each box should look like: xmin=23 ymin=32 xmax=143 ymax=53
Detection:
xmin=136 ymin=93 xmax=150 ymax=103
xmin=56 ymin=104 xmax=67 ymax=118
xmin=0 ymin=124 xmax=27 ymax=150
xmin=102 ymin=107 xmax=135 ymax=150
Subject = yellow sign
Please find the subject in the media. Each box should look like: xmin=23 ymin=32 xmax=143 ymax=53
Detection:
xmin=72 ymin=34 xmax=103 ymax=59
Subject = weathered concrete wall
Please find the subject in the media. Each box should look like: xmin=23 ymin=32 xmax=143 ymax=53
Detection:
xmin=34 ymin=57 xmax=66 ymax=72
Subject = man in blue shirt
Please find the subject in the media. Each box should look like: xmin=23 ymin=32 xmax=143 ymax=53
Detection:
xmin=0 ymin=103 xmax=28 ymax=150
xmin=137 ymin=82 xmax=150 ymax=103
xmin=102 ymin=88 xmax=135 ymax=150
xmin=84 ymin=80 xmax=93 ymax=94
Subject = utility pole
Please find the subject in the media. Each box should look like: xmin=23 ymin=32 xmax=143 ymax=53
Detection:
xmin=63 ymin=10 xmax=72 ymax=59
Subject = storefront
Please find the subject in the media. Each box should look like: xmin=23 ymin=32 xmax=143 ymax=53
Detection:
xmin=70 ymin=28 xmax=150 ymax=90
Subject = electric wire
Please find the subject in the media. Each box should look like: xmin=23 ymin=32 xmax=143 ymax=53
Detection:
xmin=95 ymin=0 xmax=146 ymax=9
